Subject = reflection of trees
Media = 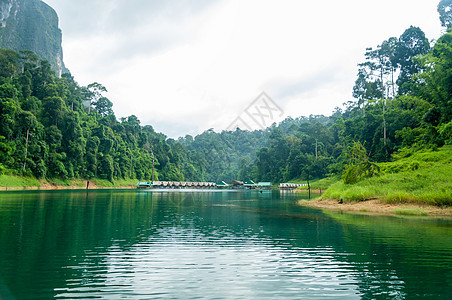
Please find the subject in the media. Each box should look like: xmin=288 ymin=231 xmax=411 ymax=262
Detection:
xmin=0 ymin=191 xmax=157 ymax=298
xmin=0 ymin=190 xmax=340 ymax=298
xmin=1 ymin=191 xmax=451 ymax=298
xmin=325 ymin=212 xmax=452 ymax=298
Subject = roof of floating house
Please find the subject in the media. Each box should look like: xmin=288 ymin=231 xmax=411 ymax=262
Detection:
xmin=136 ymin=182 xmax=151 ymax=186
xmin=216 ymin=181 xmax=229 ymax=187
xmin=229 ymin=180 xmax=244 ymax=186
xmin=257 ymin=182 xmax=272 ymax=187
xmin=244 ymin=180 xmax=256 ymax=186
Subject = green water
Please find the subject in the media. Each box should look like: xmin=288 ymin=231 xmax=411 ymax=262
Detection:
xmin=0 ymin=190 xmax=451 ymax=299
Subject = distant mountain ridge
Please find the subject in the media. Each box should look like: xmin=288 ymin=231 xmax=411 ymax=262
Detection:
xmin=0 ymin=0 xmax=66 ymax=75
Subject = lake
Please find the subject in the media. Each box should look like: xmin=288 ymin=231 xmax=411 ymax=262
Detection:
xmin=0 ymin=190 xmax=451 ymax=299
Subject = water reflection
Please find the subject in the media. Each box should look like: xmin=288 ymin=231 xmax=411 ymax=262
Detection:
xmin=0 ymin=190 xmax=451 ymax=299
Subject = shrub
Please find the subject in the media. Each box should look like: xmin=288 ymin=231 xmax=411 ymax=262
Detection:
xmin=342 ymin=141 xmax=379 ymax=184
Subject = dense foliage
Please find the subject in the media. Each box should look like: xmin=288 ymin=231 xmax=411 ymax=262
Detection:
xmin=246 ymin=28 xmax=451 ymax=184
xmin=323 ymin=145 xmax=452 ymax=205
xmin=0 ymin=4 xmax=451 ymax=186
xmin=179 ymin=25 xmax=450 ymax=185
xmin=176 ymin=129 xmax=270 ymax=183
xmin=0 ymin=50 xmax=185 ymax=181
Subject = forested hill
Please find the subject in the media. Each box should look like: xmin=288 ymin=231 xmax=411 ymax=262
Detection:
xmin=176 ymin=129 xmax=270 ymax=182
xmin=0 ymin=51 xmax=188 ymax=181
xmin=0 ymin=3 xmax=451 ymax=185
xmin=0 ymin=28 xmax=451 ymax=184
xmin=247 ymin=27 xmax=452 ymax=184
xmin=175 ymin=115 xmax=331 ymax=183
xmin=180 ymin=26 xmax=452 ymax=184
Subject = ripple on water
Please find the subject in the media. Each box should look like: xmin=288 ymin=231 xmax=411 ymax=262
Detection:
xmin=55 ymin=227 xmax=363 ymax=299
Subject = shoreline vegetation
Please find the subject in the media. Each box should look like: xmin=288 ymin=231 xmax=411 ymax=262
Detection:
xmin=0 ymin=175 xmax=138 ymax=191
xmin=1 ymin=29 xmax=451 ymax=201
xmin=296 ymin=145 xmax=452 ymax=217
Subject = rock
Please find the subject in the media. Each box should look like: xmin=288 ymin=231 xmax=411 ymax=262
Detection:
xmin=0 ymin=0 xmax=67 ymax=75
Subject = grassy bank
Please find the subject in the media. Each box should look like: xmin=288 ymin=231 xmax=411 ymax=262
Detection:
xmin=0 ymin=174 xmax=41 ymax=188
xmin=322 ymin=145 xmax=452 ymax=206
xmin=0 ymin=175 xmax=139 ymax=191
xmin=295 ymin=176 xmax=340 ymax=191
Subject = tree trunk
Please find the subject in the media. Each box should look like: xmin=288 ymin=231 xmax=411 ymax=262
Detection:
xmin=23 ymin=129 xmax=29 ymax=171
xmin=383 ymin=100 xmax=387 ymax=146
xmin=315 ymin=138 xmax=318 ymax=160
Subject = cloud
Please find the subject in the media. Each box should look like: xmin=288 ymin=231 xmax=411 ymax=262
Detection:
xmin=43 ymin=0 xmax=443 ymax=138
xmin=45 ymin=0 xmax=219 ymax=36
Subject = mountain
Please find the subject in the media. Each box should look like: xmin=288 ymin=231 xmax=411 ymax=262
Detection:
xmin=0 ymin=0 xmax=66 ymax=75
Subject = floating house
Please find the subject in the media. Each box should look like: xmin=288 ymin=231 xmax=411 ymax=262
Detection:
xmin=216 ymin=181 xmax=229 ymax=188
xmin=279 ymin=183 xmax=307 ymax=190
xmin=244 ymin=180 xmax=257 ymax=189
xmin=136 ymin=181 xmax=216 ymax=189
xmin=257 ymin=182 xmax=272 ymax=189
xmin=136 ymin=182 xmax=152 ymax=189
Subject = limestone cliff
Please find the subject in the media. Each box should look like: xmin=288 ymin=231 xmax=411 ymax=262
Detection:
xmin=0 ymin=0 xmax=66 ymax=75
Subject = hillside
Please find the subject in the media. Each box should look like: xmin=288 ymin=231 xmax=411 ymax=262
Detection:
xmin=322 ymin=146 xmax=452 ymax=206
xmin=0 ymin=1 xmax=451 ymax=200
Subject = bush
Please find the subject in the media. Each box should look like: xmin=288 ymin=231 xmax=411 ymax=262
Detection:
xmin=342 ymin=141 xmax=379 ymax=184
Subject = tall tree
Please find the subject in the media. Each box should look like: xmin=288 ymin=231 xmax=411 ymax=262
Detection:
xmin=394 ymin=26 xmax=430 ymax=94
xmin=86 ymin=82 xmax=107 ymax=113
xmin=438 ymin=0 xmax=452 ymax=29
xmin=93 ymin=97 xmax=114 ymax=117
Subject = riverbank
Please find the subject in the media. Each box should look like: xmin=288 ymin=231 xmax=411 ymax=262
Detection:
xmin=0 ymin=175 xmax=137 ymax=191
xmin=0 ymin=183 xmax=137 ymax=191
xmin=299 ymin=197 xmax=452 ymax=217
xmin=297 ymin=146 xmax=451 ymax=210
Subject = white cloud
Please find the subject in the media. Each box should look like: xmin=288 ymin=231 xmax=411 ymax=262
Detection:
xmin=44 ymin=0 xmax=443 ymax=138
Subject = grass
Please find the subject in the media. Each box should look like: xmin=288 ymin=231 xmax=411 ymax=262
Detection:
xmin=0 ymin=175 xmax=140 ymax=190
xmin=112 ymin=178 xmax=141 ymax=187
xmin=0 ymin=174 xmax=41 ymax=187
xmin=393 ymin=208 xmax=428 ymax=216
xmin=322 ymin=145 xmax=452 ymax=206
xmin=90 ymin=178 xmax=138 ymax=188
xmin=296 ymin=176 xmax=340 ymax=190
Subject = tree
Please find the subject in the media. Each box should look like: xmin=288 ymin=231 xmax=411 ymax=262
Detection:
xmin=41 ymin=96 xmax=66 ymax=126
xmin=0 ymin=97 xmax=19 ymax=140
xmin=342 ymin=141 xmax=379 ymax=184
xmin=31 ymin=61 xmax=55 ymax=99
xmin=438 ymin=0 xmax=452 ymax=29
xmin=0 ymin=136 xmax=15 ymax=169
xmin=353 ymin=69 xmax=383 ymax=109
xmin=412 ymin=30 xmax=452 ymax=125
xmin=355 ymin=37 xmax=398 ymax=100
xmin=19 ymin=50 xmax=40 ymax=68
xmin=86 ymin=82 xmax=107 ymax=113
xmin=86 ymin=136 xmax=100 ymax=178
xmin=98 ymin=154 xmax=114 ymax=181
xmin=379 ymin=37 xmax=399 ymax=98
xmin=93 ymin=97 xmax=114 ymax=117
xmin=394 ymin=26 xmax=430 ymax=94
xmin=0 ymin=49 xmax=20 ymax=81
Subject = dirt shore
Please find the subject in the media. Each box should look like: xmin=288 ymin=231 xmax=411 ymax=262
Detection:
xmin=299 ymin=198 xmax=452 ymax=217
xmin=0 ymin=180 xmax=136 ymax=191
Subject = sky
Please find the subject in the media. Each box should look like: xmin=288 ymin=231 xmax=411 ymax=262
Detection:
xmin=43 ymin=0 xmax=444 ymax=138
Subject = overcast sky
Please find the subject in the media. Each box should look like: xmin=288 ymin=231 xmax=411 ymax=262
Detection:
xmin=44 ymin=0 xmax=444 ymax=138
